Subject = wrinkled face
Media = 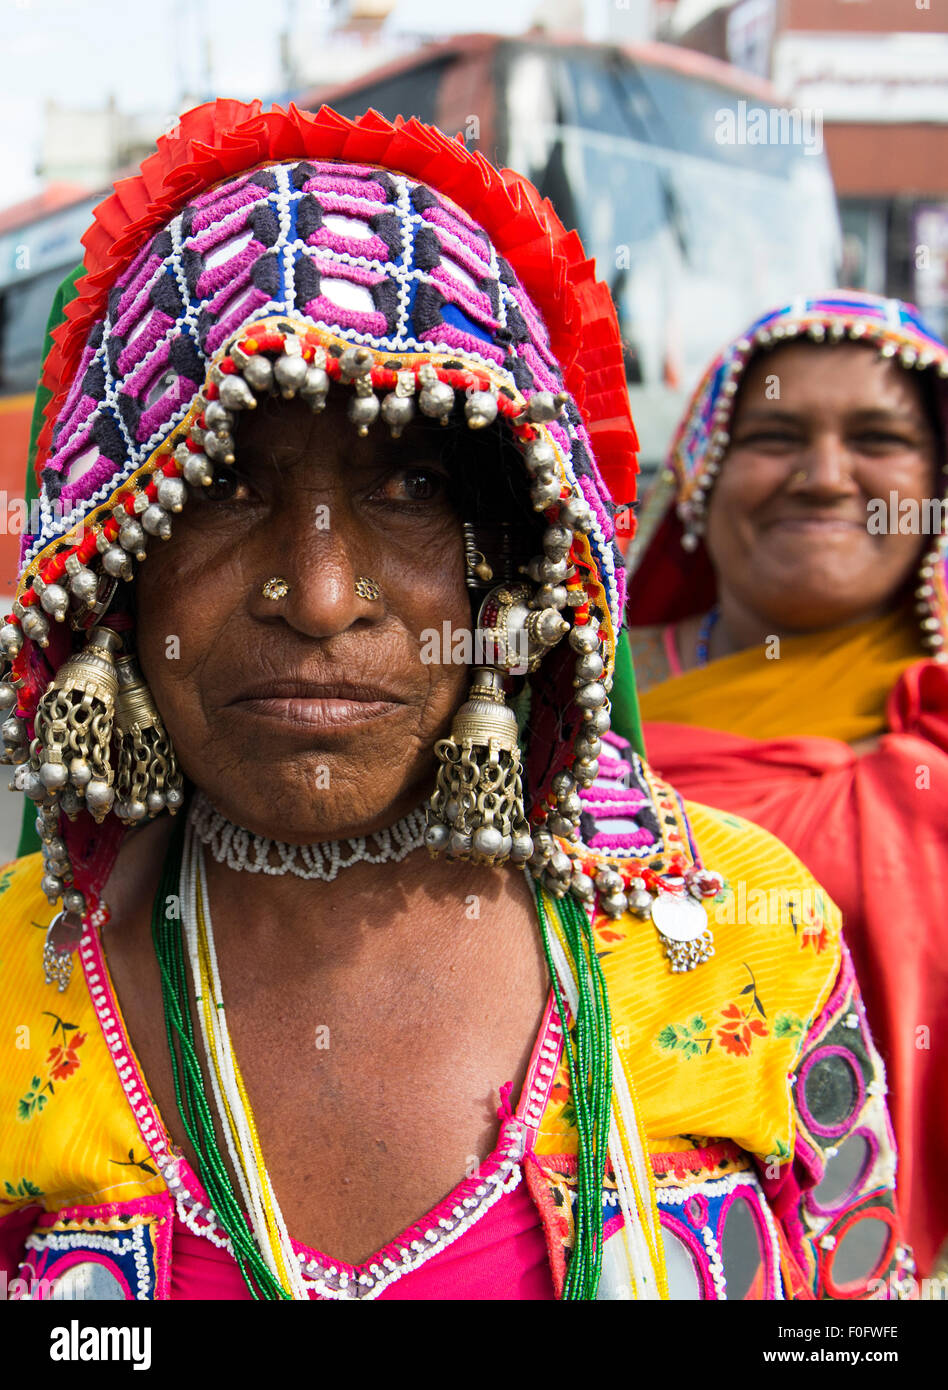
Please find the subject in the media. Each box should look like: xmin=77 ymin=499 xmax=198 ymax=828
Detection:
xmin=704 ymin=341 xmax=940 ymax=631
xmin=134 ymin=390 xmax=473 ymax=841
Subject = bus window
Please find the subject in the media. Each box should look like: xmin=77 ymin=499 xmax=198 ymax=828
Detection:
xmin=0 ymin=267 xmax=65 ymax=396
xmin=503 ymin=45 xmax=839 ymax=466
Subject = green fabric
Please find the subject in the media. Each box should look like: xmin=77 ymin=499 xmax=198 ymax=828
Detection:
xmin=15 ymin=265 xmax=84 ymax=860
xmin=16 ymin=818 xmax=42 ymax=863
xmin=610 ymin=627 xmax=646 ymax=759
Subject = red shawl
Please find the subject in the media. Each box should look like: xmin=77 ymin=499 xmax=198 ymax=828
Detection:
xmin=643 ymin=661 xmax=948 ymax=1276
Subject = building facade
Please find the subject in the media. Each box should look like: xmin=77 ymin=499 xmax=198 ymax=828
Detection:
xmin=667 ymin=0 xmax=948 ymax=336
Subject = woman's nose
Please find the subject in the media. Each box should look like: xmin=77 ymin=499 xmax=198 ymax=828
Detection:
xmin=249 ymin=499 xmax=383 ymax=638
xmin=792 ymin=431 xmax=859 ymax=495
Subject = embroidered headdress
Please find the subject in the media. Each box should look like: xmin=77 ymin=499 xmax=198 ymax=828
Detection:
xmin=1 ymin=100 xmax=642 ymax=955
xmin=626 ymin=291 xmax=948 ymax=651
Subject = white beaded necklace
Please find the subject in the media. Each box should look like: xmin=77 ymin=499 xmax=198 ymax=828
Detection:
xmin=189 ymin=789 xmax=428 ymax=880
xmin=180 ymin=808 xmax=309 ymax=1298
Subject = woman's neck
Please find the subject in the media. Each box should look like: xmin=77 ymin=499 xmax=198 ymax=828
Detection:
xmin=675 ymin=592 xmax=898 ymax=673
xmin=204 ymin=830 xmax=527 ymax=956
xmin=107 ymin=797 xmax=536 ymax=966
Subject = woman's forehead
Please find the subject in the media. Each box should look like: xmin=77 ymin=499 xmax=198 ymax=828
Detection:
xmin=737 ymin=340 xmax=931 ymax=413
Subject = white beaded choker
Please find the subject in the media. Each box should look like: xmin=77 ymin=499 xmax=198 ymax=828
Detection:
xmin=189 ymin=789 xmax=428 ymax=881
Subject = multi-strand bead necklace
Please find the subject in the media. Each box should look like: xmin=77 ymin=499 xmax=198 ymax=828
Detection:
xmin=151 ymin=795 xmax=668 ymax=1299
xmin=153 ymin=812 xmax=300 ymax=1297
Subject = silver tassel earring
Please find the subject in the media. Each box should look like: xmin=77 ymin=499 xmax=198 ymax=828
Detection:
xmin=32 ymin=626 xmax=122 ymax=825
xmin=425 ymin=583 xmax=568 ymax=866
xmin=114 ymin=655 xmax=185 ymax=824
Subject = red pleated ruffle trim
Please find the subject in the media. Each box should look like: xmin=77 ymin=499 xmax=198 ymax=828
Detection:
xmin=36 ymin=99 xmax=639 ymax=509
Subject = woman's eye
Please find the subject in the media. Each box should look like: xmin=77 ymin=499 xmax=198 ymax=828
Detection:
xmin=735 ymin=431 xmax=802 ymax=450
xmin=852 ymin=432 xmax=914 ymax=450
xmin=373 ymin=467 xmax=448 ymax=504
xmin=204 ymin=470 xmax=254 ymax=503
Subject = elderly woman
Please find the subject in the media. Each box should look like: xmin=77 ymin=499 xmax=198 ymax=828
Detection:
xmin=625 ymin=292 xmax=948 ymax=1279
xmin=0 ymin=107 xmax=909 ymax=1301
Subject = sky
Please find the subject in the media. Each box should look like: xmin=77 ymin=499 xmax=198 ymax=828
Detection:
xmin=0 ymin=0 xmax=547 ymax=212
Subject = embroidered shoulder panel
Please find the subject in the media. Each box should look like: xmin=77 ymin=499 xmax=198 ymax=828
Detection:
xmin=525 ymin=1142 xmax=806 ymax=1301
xmin=539 ymin=742 xmax=843 ymax=1166
xmin=0 ymin=854 xmax=167 ymax=1217
xmin=760 ymin=945 xmax=908 ymax=1299
xmin=11 ymin=1193 xmax=173 ymax=1300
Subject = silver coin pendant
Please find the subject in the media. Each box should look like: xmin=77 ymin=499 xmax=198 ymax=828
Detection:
xmin=650 ymin=891 xmax=708 ymax=944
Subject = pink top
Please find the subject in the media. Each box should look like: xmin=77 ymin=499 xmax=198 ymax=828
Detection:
xmin=168 ymin=1162 xmax=554 ymax=1300
xmin=86 ymin=927 xmax=560 ymax=1301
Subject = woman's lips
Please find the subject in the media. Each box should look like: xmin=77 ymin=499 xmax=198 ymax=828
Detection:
xmin=765 ymin=517 xmax=866 ymax=535
xmin=230 ymin=696 xmax=403 ymax=732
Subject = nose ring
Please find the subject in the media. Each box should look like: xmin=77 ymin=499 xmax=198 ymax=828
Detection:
xmin=790 ymin=470 xmax=809 ymax=486
xmin=355 ymin=576 xmax=381 ymax=602
xmin=262 ymin=577 xmax=289 ymax=601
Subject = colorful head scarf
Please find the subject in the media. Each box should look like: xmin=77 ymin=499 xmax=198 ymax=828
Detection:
xmin=626 ymin=291 xmax=948 ymax=655
xmin=1 ymin=100 xmax=640 ymax=930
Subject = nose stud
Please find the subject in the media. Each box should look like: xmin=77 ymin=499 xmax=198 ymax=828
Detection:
xmin=789 ymin=470 xmax=809 ymax=486
xmin=354 ymin=576 xmax=381 ymax=602
xmin=263 ymin=576 xmax=379 ymax=602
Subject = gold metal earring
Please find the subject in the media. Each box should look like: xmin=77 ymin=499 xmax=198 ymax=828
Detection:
xmin=424 ymin=583 xmax=568 ymax=867
xmin=462 ymin=522 xmax=494 ymax=590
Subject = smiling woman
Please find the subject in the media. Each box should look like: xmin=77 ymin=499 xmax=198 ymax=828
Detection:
xmin=698 ymin=340 xmax=938 ymax=639
xmin=0 ymin=110 xmax=911 ymax=1302
xmin=624 ymin=292 xmax=948 ymax=1278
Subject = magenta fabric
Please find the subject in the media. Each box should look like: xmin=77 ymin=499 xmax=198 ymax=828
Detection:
xmin=641 ymin=662 xmax=948 ymax=1276
xmin=168 ymin=1176 xmax=554 ymax=1300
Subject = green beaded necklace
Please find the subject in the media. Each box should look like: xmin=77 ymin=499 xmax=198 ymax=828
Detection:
xmin=151 ymin=812 xmax=614 ymax=1302
xmin=152 ymin=812 xmax=289 ymax=1299
xmin=532 ymin=880 xmax=613 ymax=1300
